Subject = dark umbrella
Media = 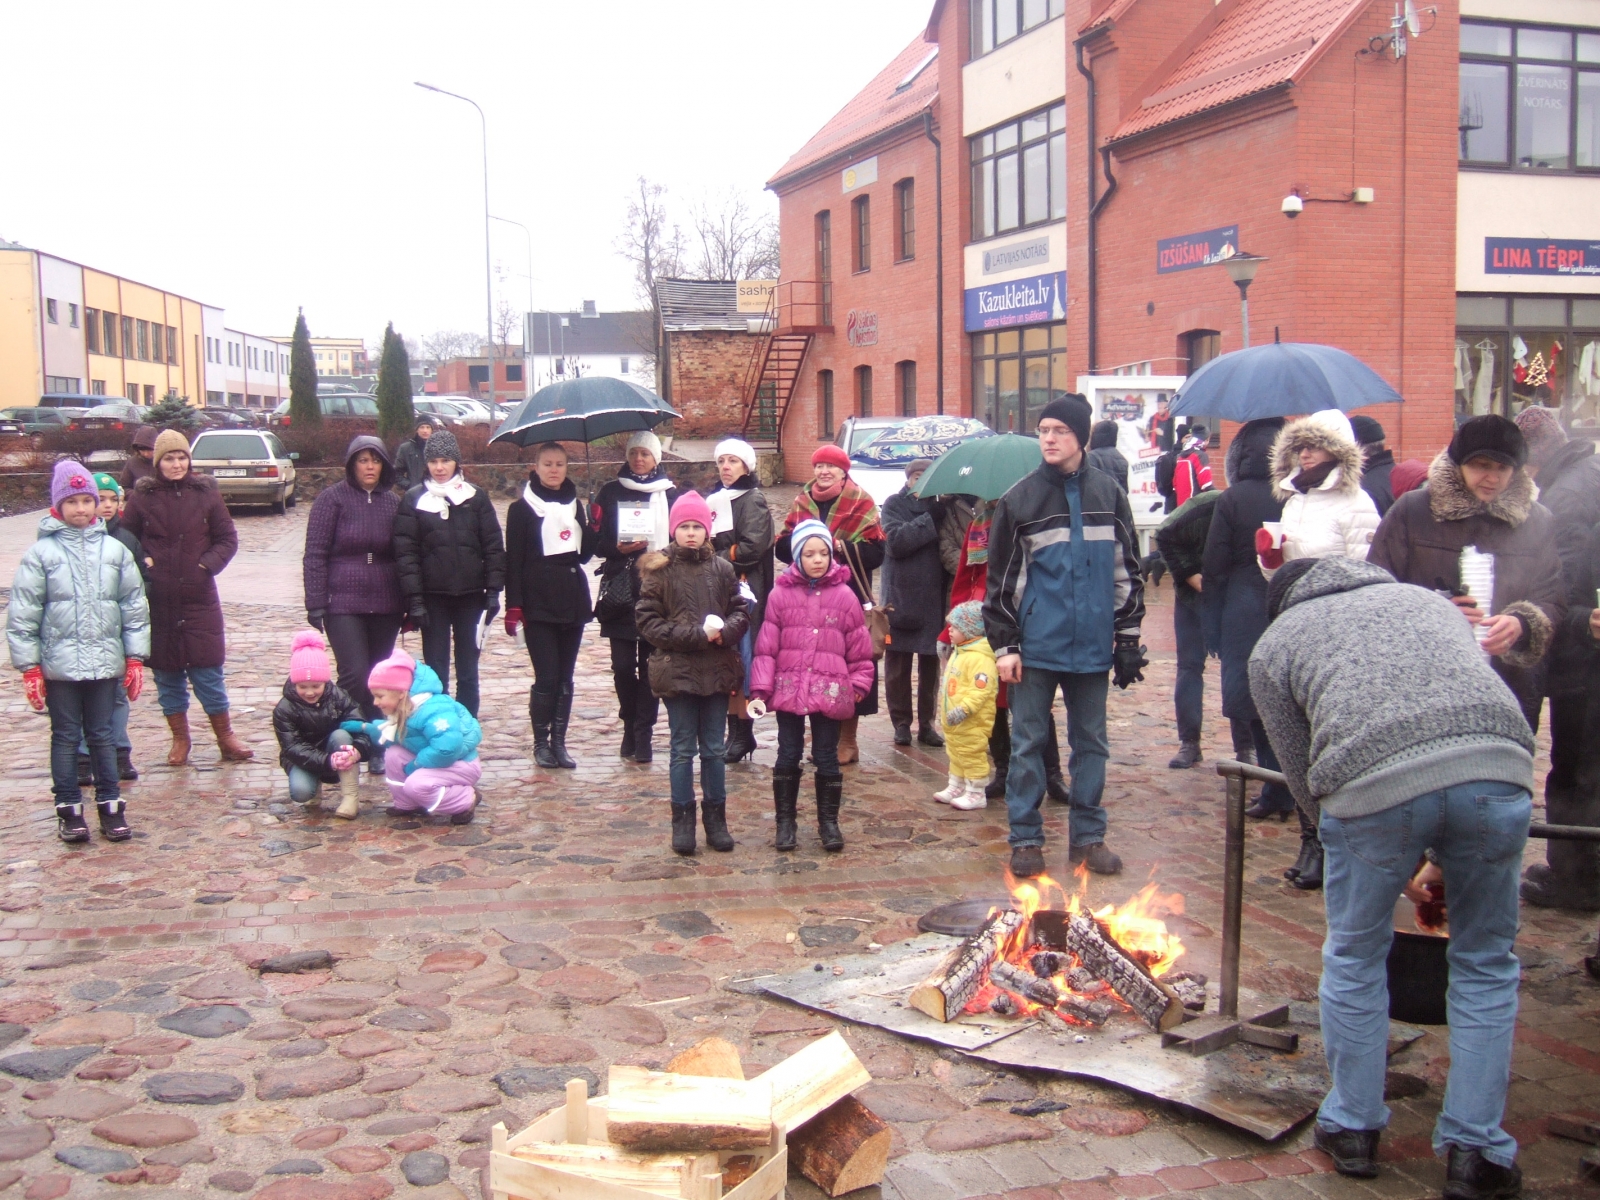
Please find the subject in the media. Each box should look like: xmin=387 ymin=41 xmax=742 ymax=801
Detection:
xmin=911 ymin=433 xmax=1042 ymax=501
xmin=490 ymin=377 xmax=680 ymax=446
xmin=1169 ymin=343 xmax=1402 ymax=421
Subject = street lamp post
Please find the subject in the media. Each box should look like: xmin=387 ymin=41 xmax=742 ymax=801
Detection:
xmin=1222 ymin=252 xmax=1267 ymax=349
xmin=490 ymin=214 xmax=534 ymax=397
xmin=415 ymin=82 xmax=495 ymax=408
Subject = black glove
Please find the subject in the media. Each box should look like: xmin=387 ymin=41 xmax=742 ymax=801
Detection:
xmin=408 ymin=599 xmax=429 ymax=627
xmin=1112 ymin=635 xmax=1148 ymax=690
xmin=306 ymin=609 xmax=326 ymax=633
xmin=483 ymin=590 xmax=501 ymax=623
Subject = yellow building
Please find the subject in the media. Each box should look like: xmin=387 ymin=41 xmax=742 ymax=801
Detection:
xmin=0 ymin=242 xmax=206 ymax=408
xmin=270 ymin=334 xmax=367 ymax=378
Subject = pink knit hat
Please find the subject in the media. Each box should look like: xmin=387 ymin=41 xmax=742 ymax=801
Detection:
xmin=669 ymin=490 xmax=714 ymax=536
xmin=367 ymin=649 xmax=416 ymax=694
xmin=288 ymin=629 xmax=332 ymax=684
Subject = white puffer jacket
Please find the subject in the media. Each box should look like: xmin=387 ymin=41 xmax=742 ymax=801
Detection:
xmin=1264 ymin=410 xmax=1380 ymax=577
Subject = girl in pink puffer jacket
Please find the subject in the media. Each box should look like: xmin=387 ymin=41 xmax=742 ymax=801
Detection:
xmin=749 ymin=519 xmax=875 ymax=853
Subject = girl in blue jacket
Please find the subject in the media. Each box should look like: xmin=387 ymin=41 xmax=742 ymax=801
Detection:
xmin=345 ymin=649 xmax=481 ymax=822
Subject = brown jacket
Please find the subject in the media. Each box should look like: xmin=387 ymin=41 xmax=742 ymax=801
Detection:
xmin=1367 ymin=452 xmax=1564 ymax=711
xmin=635 ymin=544 xmax=751 ymax=698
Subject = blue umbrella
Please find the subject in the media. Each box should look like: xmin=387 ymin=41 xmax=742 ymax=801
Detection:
xmin=1169 ymin=343 xmax=1402 ymax=421
xmin=850 ymin=416 xmax=993 ymax=465
xmin=489 ymin=377 xmax=680 ymax=446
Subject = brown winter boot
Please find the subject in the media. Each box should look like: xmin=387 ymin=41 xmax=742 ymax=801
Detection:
xmin=165 ymin=713 xmax=191 ymax=766
xmin=208 ymin=712 xmax=255 ymax=761
xmin=836 ymin=716 xmax=860 ymax=765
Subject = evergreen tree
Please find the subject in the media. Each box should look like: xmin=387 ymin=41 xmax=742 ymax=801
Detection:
xmin=375 ymin=322 xmax=415 ymax=442
xmin=288 ymin=309 xmax=321 ymax=427
xmin=144 ymin=392 xmax=202 ymax=432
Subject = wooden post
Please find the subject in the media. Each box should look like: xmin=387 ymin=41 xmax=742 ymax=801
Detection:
xmin=566 ymin=1078 xmax=589 ymax=1144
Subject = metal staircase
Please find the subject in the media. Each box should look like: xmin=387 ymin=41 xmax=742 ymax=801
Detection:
xmin=739 ymin=281 xmax=829 ymax=448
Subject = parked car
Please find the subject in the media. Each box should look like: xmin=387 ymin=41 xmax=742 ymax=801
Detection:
xmin=0 ymin=407 xmax=83 ymax=443
xmin=834 ymin=415 xmax=919 ymax=508
xmin=440 ymin=397 xmax=498 ymax=425
xmin=411 ymin=398 xmax=475 ymax=427
xmin=84 ymin=403 xmax=145 ymax=432
xmin=198 ymin=407 xmax=255 ymax=429
xmin=0 ymin=412 xmax=24 ymax=439
xmin=188 ymin=428 xmax=297 ymax=512
xmin=37 ymin=392 xmax=106 ymax=410
xmin=267 ymin=393 xmax=379 ymax=427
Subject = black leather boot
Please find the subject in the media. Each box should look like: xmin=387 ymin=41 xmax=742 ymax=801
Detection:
xmin=670 ymin=804 xmax=696 ymax=855
xmin=816 ymin=773 xmax=844 ymax=852
xmin=619 ymin=723 xmax=636 ymax=760
xmin=986 ymin=709 xmax=1010 ymax=800
xmin=701 ymin=801 xmax=734 ymax=852
xmin=550 ymin=684 xmax=577 ymax=769
xmin=772 ymin=768 xmax=801 ymax=851
xmin=530 ymin=686 xmax=560 ymax=769
xmin=633 ymin=719 xmax=654 ymax=764
xmin=116 ymin=748 xmax=138 ymax=781
xmin=96 ymin=798 xmax=131 ymax=842
xmin=724 ymin=716 xmax=756 ymax=763
xmin=56 ymin=802 xmax=89 ymax=844
xmin=1444 ymin=1145 xmax=1522 ymax=1200
xmin=1290 ymin=837 xmax=1324 ymax=890
xmin=1043 ymin=722 xmax=1070 ymax=804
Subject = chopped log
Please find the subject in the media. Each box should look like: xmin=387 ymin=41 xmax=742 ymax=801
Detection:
xmin=721 ymin=1155 xmax=758 ymax=1188
xmin=1030 ymin=951 xmax=1068 ymax=979
xmin=605 ymin=1065 xmax=773 ymax=1152
xmin=908 ymin=909 xmax=1027 ymax=1022
xmin=1058 ymin=994 xmax=1114 ymax=1026
xmin=1063 ymin=914 xmax=1184 ymax=1032
xmin=760 ymin=1030 xmax=871 ymax=1134
xmin=990 ymin=992 xmax=1017 ymax=1016
xmin=667 ymin=1036 xmax=745 ymax=1080
xmin=1165 ymin=972 xmax=1208 ymax=1012
xmin=991 ymin=960 xmax=1060 ymax=1008
xmin=509 ymin=1140 xmax=720 ymax=1195
xmin=789 ymin=1095 xmax=891 ymax=1197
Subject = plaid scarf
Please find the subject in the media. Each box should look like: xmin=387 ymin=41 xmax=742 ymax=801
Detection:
xmin=784 ymin=476 xmax=884 ymax=544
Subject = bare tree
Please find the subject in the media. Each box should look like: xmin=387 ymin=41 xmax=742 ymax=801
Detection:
xmin=689 ymin=190 xmax=779 ymax=281
xmin=616 ymin=177 xmax=686 ymax=383
xmin=419 ymin=330 xmax=478 ymax=368
xmin=493 ymin=298 xmax=520 ymax=364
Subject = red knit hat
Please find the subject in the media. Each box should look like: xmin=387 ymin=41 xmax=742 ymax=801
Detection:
xmin=812 ymin=443 xmax=850 ymax=471
xmin=668 ymin=490 xmax=714 ymax=536
xmin=288 ymin=629 xmax=332 ymax=684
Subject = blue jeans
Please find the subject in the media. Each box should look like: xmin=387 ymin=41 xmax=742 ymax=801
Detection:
xmin=1006 ymin=667 xmax=1109 ymax=849
xmin=286 ymin=729 xmax=355 ymax=803
xmin=1317 ymin=781 xmax=1530 ymax=1166
xmin=1173 ymin=594 xmax=1205 ymax=744
xmin=663 ymin=693 xmax=729 ymax=809
xmin=774 ymin=711 xmax=840 ymax=775
xmin=47 ymin=678 xmax=118 ymax=806
xmin=78 ymin=680 xmax=130 ymax=754
xmin=421 ymin=592 xmax=485 ymax=717
xmin=154 ymin=665 xmax=229 ymax=716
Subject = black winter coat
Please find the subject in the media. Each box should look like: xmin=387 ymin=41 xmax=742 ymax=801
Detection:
xmin=1088 ymin=447 xmax=1129 ymax=493
xmin=1154 ymin=490 xmax=1220 ymax=601
xmin=709 ymin=477 xmax=775 ymax=616
xmin=272 ymin=680 xmax=372 ymax=779
xmin=505 ymin=477 xmax=597 ymax=626
xmin=1538 ymin=440 xmax=1600 ymax=696
xmin=593 ymin=472 xmax=680 ymax=639
xmin=880 ymin=487 xmax=949 ymax=655
xmin=394 ymin=435 xmax=428 ymax=493
xmin=1201 ymin=419 xmax=1284 ymax=723
xmin=393 ymin=481 xmax=506 ymax=601
xmin=1360 ymin=448 xmax=1397 ymax=517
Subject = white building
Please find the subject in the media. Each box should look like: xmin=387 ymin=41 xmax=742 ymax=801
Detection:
xmin=522 ymin=308 xmax=654 ymax=393
xmin=201 ymin=308 xmax=289 ymax=409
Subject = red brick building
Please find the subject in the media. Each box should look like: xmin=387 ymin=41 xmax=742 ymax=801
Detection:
xmin=434 ymin=355 xmax=525 ymax=403
xmin=759 ymin=0 xmax=1600 ymax=480
xmin=655 ymin=280 xmax=768 ymax=439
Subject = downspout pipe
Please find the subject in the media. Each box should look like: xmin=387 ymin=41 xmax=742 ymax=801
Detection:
xmin=1074 ymin=36 xmax=1118 ymax=376
xmin=923 ymin=110 xmax=945 ymax=414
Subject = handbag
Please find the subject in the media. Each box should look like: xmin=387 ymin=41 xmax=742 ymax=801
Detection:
xmin=595 ymin=562 xmax=637 ymax=624
xmin=840 ymin=540 xmax=891 ymax=660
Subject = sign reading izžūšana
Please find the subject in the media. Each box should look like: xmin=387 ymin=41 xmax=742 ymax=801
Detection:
xmin=1485 ymin=237 xmax=1600 ymax=276
xmin=963 ymin=272 xmax=1067 ymax=332
xmin=1156 ymin=225 xmax=1239 ymax=274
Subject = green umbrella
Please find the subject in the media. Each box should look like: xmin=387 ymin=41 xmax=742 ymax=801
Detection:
xmin=912 ymin=433 xmax=1041 ymax=501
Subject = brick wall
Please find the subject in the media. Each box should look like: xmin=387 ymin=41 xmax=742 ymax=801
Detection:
xmin=664 ymin=330 xmax=759 ymax=439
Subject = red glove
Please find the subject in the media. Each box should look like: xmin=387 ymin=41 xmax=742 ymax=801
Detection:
xmin=21 ymin=667 xmax=45 ymax=712
xmin=1254 ymin=527 xmax=1285 ymax=571
xmin=504 ymin=606 xmax=523 ymax=637
xmin=123 ymin=658 xmax=143 ymax=702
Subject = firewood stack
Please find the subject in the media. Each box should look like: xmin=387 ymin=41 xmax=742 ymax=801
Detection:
xmin=489 ymin=1030 xmax=890 ymax=1199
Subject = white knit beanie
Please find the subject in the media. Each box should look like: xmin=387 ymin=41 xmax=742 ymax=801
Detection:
xmin=625 ymin=430 xmax=662 ymax=461
xmin=713 ymin=437 xmax=757 ymax=475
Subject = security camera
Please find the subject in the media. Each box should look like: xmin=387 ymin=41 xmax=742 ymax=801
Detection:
xmin=1281 ymin=192 xmax=1304 ymax=218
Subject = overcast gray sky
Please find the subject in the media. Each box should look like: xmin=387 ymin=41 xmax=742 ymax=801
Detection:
xmin=4 ymin=1 xmax=931 ymax=347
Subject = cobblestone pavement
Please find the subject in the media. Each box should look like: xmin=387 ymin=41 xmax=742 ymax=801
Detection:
xmin=0 ymin=504 xmax=1594 ymax=1200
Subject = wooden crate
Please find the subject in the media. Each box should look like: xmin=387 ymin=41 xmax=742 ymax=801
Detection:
xmin=490 ymin=1079 xmax=788 ymax=1200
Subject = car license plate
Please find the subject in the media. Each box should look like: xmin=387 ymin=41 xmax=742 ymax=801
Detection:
xmin=212 ymin=468 xmax=247 ymax=477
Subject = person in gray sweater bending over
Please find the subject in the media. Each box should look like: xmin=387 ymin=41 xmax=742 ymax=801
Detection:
xmin=1250 ymin=556 xmax=1533 ymax=1200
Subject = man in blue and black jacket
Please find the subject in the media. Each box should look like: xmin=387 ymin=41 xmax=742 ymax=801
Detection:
xmin=984 ymin=395 xmax=1147 ymax=879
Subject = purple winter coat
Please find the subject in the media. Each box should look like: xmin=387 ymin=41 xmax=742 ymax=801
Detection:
xmin=749 ymin=561 xmax=875 ymax=720
xmin=302 ymin=436 xmax=404 ymax=616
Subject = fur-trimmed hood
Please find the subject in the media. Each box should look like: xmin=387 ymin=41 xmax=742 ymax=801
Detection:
xmin=638 ymin=542 xmax=714 ymax=575
xmin=1425 ymin=451 xmax=1537 ymax=528
xmin=1270 ymin=411 xmax=1364 ymax=501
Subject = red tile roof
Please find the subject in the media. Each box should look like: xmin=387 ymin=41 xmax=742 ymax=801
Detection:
xmin=1110 ymin=0 xmax=1369 ymax=142
xmin=768 ymin=37 xmax=939 ymax=189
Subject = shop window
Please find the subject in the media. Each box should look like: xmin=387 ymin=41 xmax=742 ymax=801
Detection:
xmin=971 ymin=103 xmax=1066 ymax=239
xmin=84 ymin=309 xmax=99 ymax=353
xmin=1185 ymin=330 xmax=1221 ymax=375
xmin=852 ymin=195 xmax=870 ymax=273
xmin=895 ymin=179 xmax=915 ymax=261
xmin=1460 ymin=19 xmax=1600 ymax=170
xmin=972 ymin=323 xmax=1068 ymax=432
xmin=815 ymin=211 xmax=832 ymax=325
xmin=855 ymin=365 xmax=872 ymax=418
xmin=970 ymin=0 xmax=1065 ymax=58
xmin=1455 ymin=294 xmax=1600 ymax=428
xmin=897 ymin=360 xmax=917 ymax=416
xmin=818 ymin=369 xmax=834 ymax=439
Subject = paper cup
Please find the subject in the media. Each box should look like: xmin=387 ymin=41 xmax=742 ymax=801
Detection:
xmin=1261 ymin=521 xmax=1284 ymax=549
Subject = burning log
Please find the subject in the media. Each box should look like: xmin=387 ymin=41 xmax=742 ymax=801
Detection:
xmin=909 ymin=909 xmax=1026 ymax=1022
xmin=990 ymin=992 xmax=1016 ymax=1016
xmin=1165 ymin=971 xmax=1209 ymax=1012
xmin=991 ymin=960 xmax=1061 ymax=1008
xmin=788 ymin=1095 xmax=892 ymax=1197
xmin=1063 ymin=913 xmax=1184 ymax=1032
xmin=1058 ymin=994 xmax=1115 ymax=1026
xmin=1030 ymin=951 xmax=1068 ymax=979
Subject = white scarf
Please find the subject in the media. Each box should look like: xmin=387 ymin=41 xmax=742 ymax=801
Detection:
xmin=376 ymin=693 xmax=429 ymax=746
xmin=524 ymin=482 xmax=582 ymax=557
xmin=617 ymin=474 xmax=674 ymax=551
xmin=415 ymin=473 xmax=476 ymax=518
xmin=706 ymin=487 xmax=750 ymax=537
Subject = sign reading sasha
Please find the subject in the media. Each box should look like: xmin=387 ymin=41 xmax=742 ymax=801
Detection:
xmin=1485 ymin=237 xmax=1600 ymax=276
xmin=963 ymin=271 xmax=1067 ymax=332
xmin=1156 ymin=225 xmax=1239 ymax=274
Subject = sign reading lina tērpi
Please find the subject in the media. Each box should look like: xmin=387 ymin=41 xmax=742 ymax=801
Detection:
xmin=1485 ymin=237 xmax=1600 ymax=276
xmin=1156 ymin=225 xmax=1239 ymax=274
xmin=963 ymin=271 xmax=1067 ymax=332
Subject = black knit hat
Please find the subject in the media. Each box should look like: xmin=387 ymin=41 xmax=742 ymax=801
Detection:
xmin=1448 ymin=415 xmax=1526 ymax=468
xmin=1266 ymin=557 xmax=1320 ymax=621
xmin=1349 ymin=415 xmax=1385 ymax=446
xmin=424 ymin=429 xmax=462 ymax=463
xmin=1038 ymin=394 xmax=1092 ymax=450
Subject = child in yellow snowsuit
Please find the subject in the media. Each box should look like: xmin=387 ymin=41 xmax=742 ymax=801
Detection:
xmin=937 ymin=601 xmax=997 ymax=810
